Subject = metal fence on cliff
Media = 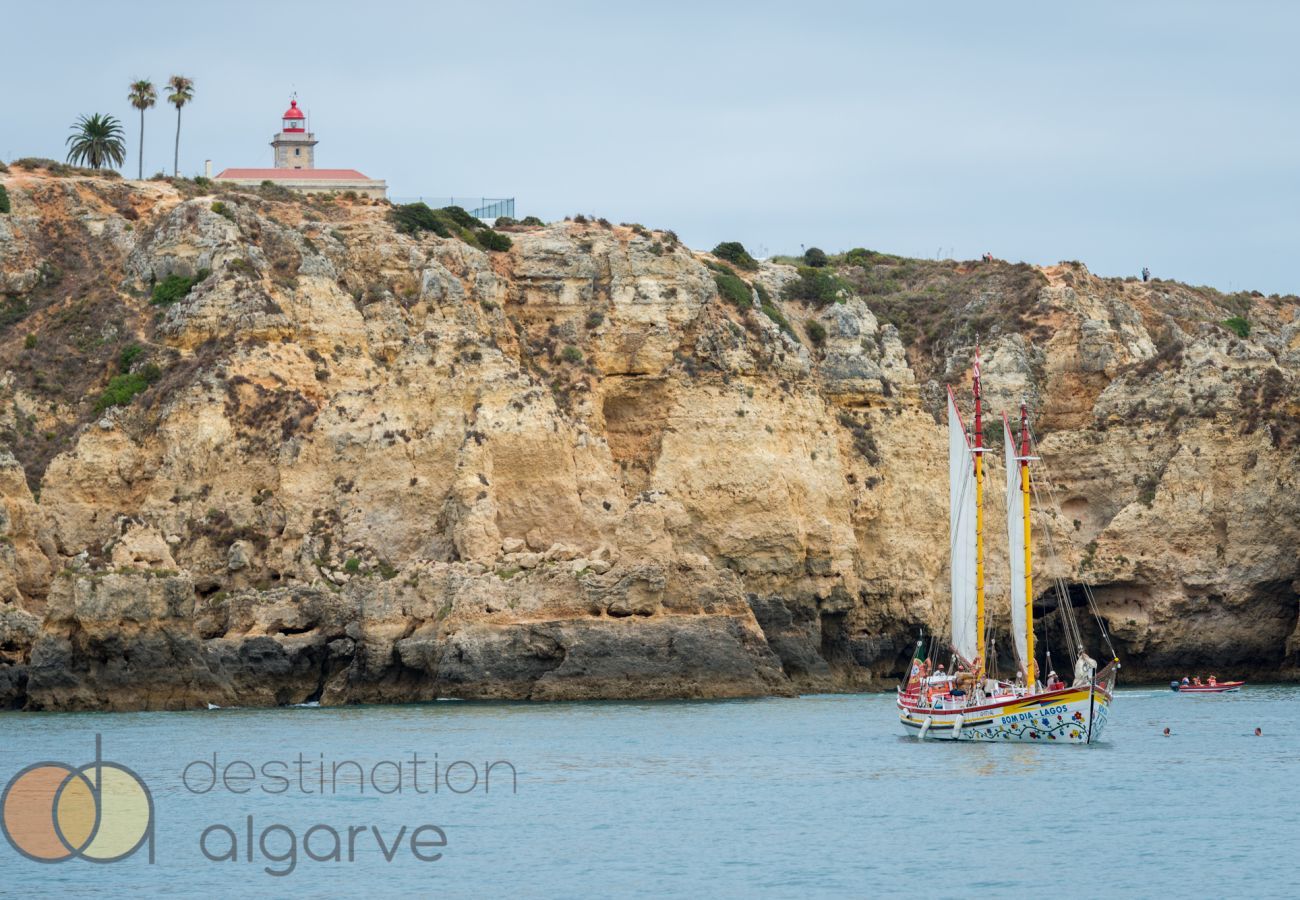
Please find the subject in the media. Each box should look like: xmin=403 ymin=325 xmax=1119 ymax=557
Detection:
xmin=390 ymin=196 xmax=515 ymax=220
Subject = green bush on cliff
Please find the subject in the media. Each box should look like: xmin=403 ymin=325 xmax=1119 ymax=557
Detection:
xmin=712 ymin=241 xmax=758 ymax=271
xmin=12 ymin=157 xmax=119 ymax=178
xmin=391 ymin=203 xmax=511 ymax=252
xmin=440 ymin=206 xmax=481 ymax=231
xmin=1223 ymin=316 xmax=1250 ymax=339
xmin=843 ymin=247 xmax=899 ymax=267
xmin=258 ymin=180 xmax=296 ymax=201
xmin=150 ymin=269 xmax=210 ymax=306
xmin=0 ymin=185 xmax=9 ymax=214
xmin=477 ymin=229 xmax=513 ymax=252
xmin=390 ymin=202 xmax=448 ymax=237
xmin=805 ymin=320 xmax=828 ymax=346
xmin=118 ymin=344 xmax=144 ymax=372
xmin=714 ymin=270 xmax=753 ymax=310
xmin=804 ymin=247 xmax=829 ymax=268
xmin=94 ymin=364 xmax=161 ymax=412
xmin=782 ymin=266 xmax=848 ymax=306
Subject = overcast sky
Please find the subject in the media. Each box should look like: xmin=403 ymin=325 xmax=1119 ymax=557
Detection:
xmin=4 ymin=1 xmax=1297 ymax=294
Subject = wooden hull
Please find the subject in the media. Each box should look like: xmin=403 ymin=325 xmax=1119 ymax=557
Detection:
xmin=898 ymin=683 xmax=1112 ymax=744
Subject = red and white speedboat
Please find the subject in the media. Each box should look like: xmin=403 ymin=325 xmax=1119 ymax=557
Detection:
xmin=899 ymin=352 xmax=1120 ymax=744
xmin=1170 ymin=680 xmax=1245 ymax=693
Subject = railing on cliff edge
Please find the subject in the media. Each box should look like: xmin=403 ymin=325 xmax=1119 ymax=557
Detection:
xmin=390 ymin=196 xmax=515 ymax=221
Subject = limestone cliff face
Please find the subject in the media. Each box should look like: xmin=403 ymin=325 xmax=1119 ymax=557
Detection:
xmin=0 ymin=167 xmax=1297 ymax=710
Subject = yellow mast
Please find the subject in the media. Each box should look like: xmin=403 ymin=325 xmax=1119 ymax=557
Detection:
xmin=1019 ymin=402 xmax=1036 ymax=685
xmin=972 ymin=353 xmax=986 ymax=677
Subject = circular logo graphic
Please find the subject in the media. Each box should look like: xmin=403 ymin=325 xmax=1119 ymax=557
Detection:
xmin=2 ymin=738 xmax=153 ymax=864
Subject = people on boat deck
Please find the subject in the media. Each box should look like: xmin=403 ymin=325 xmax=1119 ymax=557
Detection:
xmin=954 ymin=656 xmax=981 ymax=690
xmin=1073 ymin=651 xmax=1098 ymax=687
xmin=1209 ymin=676 xmax=1217 ymax=686
xmin=1181 ymin=676 xmax=1190 ymax=685
xmin=1193 ymin=676 xmax=1202 ymax=686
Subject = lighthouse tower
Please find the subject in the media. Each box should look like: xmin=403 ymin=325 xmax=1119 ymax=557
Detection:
xmin=215 ymin=95 xmax=387 ymax=197
xmin=271 ymin=98 xmax=317 ymax=169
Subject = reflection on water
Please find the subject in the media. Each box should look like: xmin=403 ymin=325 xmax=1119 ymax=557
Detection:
xmin=1 ymin=686 xmax=1295 ymax=896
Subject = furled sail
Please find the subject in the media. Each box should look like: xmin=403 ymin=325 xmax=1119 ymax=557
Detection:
xmin=947 ymin=389 xmax=978 ymax=661
xmin=1004 ymin=414 xmax=1028 ymax=672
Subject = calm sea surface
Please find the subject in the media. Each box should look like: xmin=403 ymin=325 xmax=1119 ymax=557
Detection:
xmin=1 ymin=686 xmax=1295 ymax=898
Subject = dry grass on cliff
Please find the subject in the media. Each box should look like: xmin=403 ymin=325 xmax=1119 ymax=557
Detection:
xmin=0 ymin=186 xmax=160 ymax=487
xmin=842 ymin=257 xmax=1048 ymax=369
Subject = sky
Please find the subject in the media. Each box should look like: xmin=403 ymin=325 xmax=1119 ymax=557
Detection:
xmin=4 ymin=0 xmax=1298 ymax=294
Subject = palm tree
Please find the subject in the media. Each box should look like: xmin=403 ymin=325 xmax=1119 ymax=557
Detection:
xmin=65 ymin=114 xmax=126 ymax=170
xmin=127 ymin=79 xmax=157 ymax=180
xmin=166 ymin=75 xmax=194 ymax=177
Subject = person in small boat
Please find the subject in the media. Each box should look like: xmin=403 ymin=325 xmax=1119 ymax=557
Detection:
xmin=1181 ymin=676 xmax=1190 ymax=686
xmin=1073 ymin=651 xmax=1098 ymax=687
xmin=1193 ymin=676 xmax=1202 ymax=686
xmin=1209 ymin=675 xmax=1217 ymax=686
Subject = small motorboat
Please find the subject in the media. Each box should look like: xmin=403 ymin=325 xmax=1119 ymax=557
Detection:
xmin=1170 ymin=680 xmax=1245 ymax=693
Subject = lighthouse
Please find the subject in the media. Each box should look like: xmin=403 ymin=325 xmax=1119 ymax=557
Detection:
xmin=271 ymin=98 xmax=318 ymax=169
xmin=214 ymin=96 xmax=388 ymax=198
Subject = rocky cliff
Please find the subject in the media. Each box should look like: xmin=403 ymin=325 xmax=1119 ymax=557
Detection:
xmin=0 ymin=165 xmax=1297 ymax=710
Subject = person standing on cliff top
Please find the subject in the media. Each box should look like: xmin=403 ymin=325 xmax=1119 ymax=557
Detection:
xmin=1142 ymin=266 xmax=1150 ymax=282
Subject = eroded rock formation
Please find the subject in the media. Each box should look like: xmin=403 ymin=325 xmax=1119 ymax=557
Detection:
xmin=0 ymin=166 xmax=1296 ymax=709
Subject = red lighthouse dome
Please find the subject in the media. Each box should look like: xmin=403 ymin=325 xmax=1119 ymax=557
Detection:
xmin=281 ymin=99 xmax=305 ymax=133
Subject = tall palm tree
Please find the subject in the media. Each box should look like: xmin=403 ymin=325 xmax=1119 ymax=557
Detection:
xmin=127 ymin=79 xmax=156 ymax=180
xmin=166 ymin=75 xmax=195 ymax=177
xmin=65 ymin=114 xmax=126 ymax=170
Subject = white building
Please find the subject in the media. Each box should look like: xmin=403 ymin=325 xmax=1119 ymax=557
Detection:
xmin=214 ymin=98 xmax=387 ymax=198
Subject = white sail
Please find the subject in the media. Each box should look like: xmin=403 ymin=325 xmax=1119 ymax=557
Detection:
xmin=1004 ymin=414 xmax=1028 ymax=672
xmin=947 ymin=390 xmax=977 ymax=661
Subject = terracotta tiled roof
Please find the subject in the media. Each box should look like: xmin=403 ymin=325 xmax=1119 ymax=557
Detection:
xmin=215 ymin=168 xmax=375 ymax=180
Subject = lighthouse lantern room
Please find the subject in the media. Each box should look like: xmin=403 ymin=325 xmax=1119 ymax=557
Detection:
xmin=282 ymin=99 xmax=306 ymax=133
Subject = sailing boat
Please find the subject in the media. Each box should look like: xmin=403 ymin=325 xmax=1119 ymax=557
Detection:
xmin=898 ymin=351 xmax=1119 ymax=743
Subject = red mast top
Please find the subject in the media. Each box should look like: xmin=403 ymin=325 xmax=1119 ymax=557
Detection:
xmin=1019 ymin=401 xmax=1031 ymax=460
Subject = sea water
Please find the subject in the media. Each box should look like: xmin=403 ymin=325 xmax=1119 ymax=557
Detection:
xmin=1 ymin=686 xmax=1295 ymax=898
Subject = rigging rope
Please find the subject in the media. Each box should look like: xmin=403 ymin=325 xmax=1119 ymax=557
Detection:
xmin=1026 ymin=422 xmax=1120 ymax=662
